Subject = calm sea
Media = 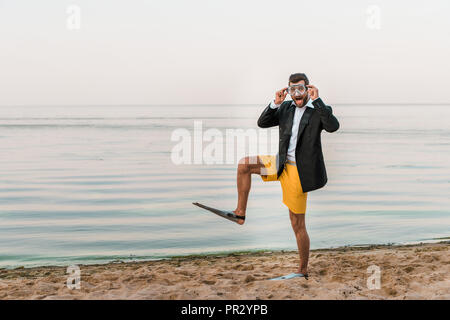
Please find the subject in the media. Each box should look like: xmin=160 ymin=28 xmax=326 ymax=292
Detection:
xmin=0 ymin=104 xmax=449 ymax=268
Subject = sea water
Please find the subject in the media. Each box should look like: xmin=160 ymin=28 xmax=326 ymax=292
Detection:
xmin=0 ymin=104 xmax=449 ymax=268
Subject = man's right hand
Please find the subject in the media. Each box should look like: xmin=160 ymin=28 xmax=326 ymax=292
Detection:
xmin=274 ymin=87 xmax=288 ymax=105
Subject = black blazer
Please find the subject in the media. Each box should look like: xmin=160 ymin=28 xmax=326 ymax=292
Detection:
xmin=257 ymin=98 xmax=339 ymax=193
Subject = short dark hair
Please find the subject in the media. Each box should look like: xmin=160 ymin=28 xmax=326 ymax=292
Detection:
xmin=288 ymin=73 xmax=309 ymax=85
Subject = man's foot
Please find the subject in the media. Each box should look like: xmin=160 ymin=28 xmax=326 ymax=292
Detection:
xmin=297 ymin=268 xmax=309 ymax=279
xmin=233 ymin=209 xmax=246 ymax=225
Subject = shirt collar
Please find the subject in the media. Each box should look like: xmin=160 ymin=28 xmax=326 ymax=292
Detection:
xmin=291 ymin=99 xmax=314 ymax=109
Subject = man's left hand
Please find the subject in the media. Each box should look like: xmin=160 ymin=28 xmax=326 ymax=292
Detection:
xmin=307 ymin=85 xmax=319 ymax=100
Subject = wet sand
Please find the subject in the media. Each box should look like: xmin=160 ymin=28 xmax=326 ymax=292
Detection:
xmin=0 ymin=242 xmax=448 ymax=300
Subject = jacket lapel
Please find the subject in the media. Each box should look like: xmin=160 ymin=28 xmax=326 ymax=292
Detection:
xmin=296 ymin=107 xmax=314 ymax=146
xmin=285 ymin=103 xmax=296 ymax=135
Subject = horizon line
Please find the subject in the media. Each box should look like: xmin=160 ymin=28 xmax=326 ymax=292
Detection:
xmin=0 ymin=102 xmax=450 ymax=107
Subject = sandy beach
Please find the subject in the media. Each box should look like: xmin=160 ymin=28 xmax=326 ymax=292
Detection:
xmin=0 ymin=242 xmax=448 ymax=300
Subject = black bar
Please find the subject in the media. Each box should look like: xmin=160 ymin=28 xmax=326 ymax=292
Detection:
xmin=0 ymin=300 xmax=447 ymax=319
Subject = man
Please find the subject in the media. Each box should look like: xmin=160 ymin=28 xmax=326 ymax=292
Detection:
xmin=232 ymin=73 xmax=340 ymax=279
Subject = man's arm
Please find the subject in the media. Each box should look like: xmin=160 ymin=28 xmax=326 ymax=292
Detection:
xmin=312 ymin=98 xmax=339 ymax=133
xmin=257 ymin=87 xmax=288 ymax=128
xmin=307 ymin=85 xmax=339 ymax=133
xmin=257 ymin=101 xmax=281 ymax=128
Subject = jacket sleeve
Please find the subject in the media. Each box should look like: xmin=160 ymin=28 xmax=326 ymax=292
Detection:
xmin=312 ymin=98 xmax=339 ymax=133
xmin=257 ymin=102 xmax=281 ymax=128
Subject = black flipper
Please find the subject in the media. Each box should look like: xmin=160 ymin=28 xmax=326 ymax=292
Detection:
xmin=192 ymin=202 xmax=245 ymax=223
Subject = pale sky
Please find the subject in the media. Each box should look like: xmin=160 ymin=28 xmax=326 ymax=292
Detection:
xmin=0 ymin=0 xmax=449 ymax=105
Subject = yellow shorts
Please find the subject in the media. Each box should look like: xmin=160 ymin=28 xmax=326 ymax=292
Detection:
xmin=259 ymin=155 xmax=307 ymax=214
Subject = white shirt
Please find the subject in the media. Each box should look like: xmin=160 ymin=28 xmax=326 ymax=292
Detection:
xmin=269 ymin=99 xmax=316 ymax=162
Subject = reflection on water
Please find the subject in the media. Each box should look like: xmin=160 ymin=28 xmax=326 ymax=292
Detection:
xmin=0 ymin=104 xmax=449 ymax=268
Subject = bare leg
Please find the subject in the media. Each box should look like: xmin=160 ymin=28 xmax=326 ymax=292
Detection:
xmin=289 ymin=210 xmax=310 ymax=274
xmin=233 ymin=156 xmax=265 ymax=225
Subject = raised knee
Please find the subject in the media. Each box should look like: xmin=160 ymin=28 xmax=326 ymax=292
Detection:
xmin=237 ymin=157 xmax=251 ymax=173
xmin=237 ymin=162 xmax=250 ymax=174
xmin=238 ymin=157 xmax=250 ymax=165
